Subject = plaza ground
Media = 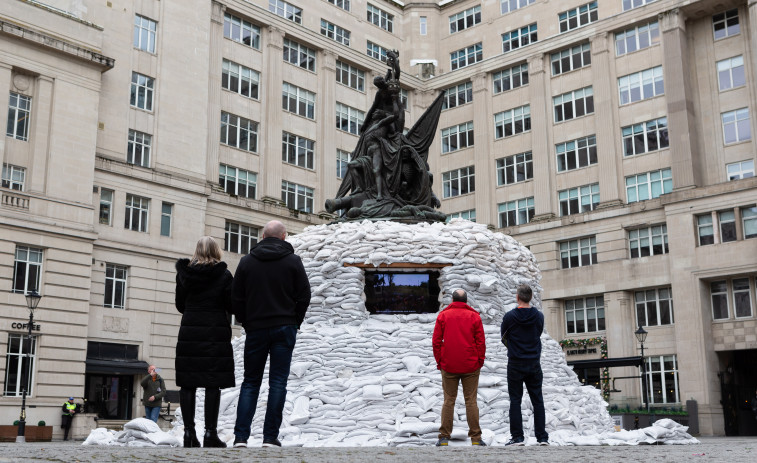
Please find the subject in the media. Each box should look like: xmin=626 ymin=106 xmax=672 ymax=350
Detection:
xmin=0 ymin=437 xmax=754 ymax=463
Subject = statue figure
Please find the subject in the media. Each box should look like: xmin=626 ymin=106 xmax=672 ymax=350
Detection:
xmin=325 ymin=50 xmax=447 ymax=222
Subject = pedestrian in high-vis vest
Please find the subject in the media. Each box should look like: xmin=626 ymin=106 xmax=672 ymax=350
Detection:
xmin=61 ymin=397 xmax=77 ymax=441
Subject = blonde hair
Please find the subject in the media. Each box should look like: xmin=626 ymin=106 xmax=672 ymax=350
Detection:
xmin=190 ymin=236 xmax=222 ymax=265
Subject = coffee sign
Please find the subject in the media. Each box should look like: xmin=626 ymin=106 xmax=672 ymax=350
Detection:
xmin=10 ymin=322 xmax=41 ymax=332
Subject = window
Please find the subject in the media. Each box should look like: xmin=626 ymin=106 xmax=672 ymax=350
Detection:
xmin=713 ymin=9 xmax=739 ymax=40
xmin=283 ymin=39 xmax=316 ymax=72
xmin=554 ymin=87 xmax=594 ymax=123
xmin=635 ymin=287 xmax=674 ymax=327
xmin=625 ymin=168 xmax=672 ymax=203
xmin=447 ymin=209 xmax=476 ymax=222
xmin=733 ymin=278 xmax=753 ymax=318
xmin=7 ymin=92 xmax=31 ymax=141
xmin=104 ymin=264 xmax=127 ymax=309
xmin=722 ymin=108 xmax=751 ymax=144
xmin=442 ymin=166 xmax=475 ymax=199
xmin=711 ymin=280 xmax=729 ymax=319
xmin=618 ymin=66 xmax=664 ymax=105
xmin=225 ymin=221 xmax=259 ymax=254
xmin=282 ymin=83 xmax=315 ymax=120
xmin=502 ymin=24 xmax=537 ymax=53
xmin=720 ymin=210 xmax=737 ymax=243
xmin=400 ymin=89 xmax=409 ymax=111
xmin=622 ymin=117 xmax=669 ymax=157
xmin=269 ymin=0 xmax=302 ymax=24
xmin=727 ymin=160 xmax=755 ymax=181
xmin=560 ymin=237 xmax=597 ymax=269
xmin=711 ymin=277 xmax=755 ymax=319
xmin=219 ymin=164 xmax=257 ymax=198
xmin=623 ymin=0 xmax=659 ymax=11
xmin=742 ymin=206 xmax=757 ymax=239
xmin=336 ymin=149 xmax=351 ymax=178
xmin=366 ymin=41 xmax=389 ymax=62
xmin=420 ymin=16 xmax=427 ymax=35
xmin=494 ymin=105 xmax=531 ymax=139
xmin=321 ymin=19 xmax=350 ymax=46
xmin=565 ymin=296 xmax=605 ymax=334
xmin=696 ymin=214 xmax=714 ymax=246
xmin=336 ymin=61 xmax=365 ymax=91
xmin=551 ymin=43 xmax=591 ymax=76
xmin=160 ymin=203 xmax=172 ymax=237
xmin=629 ymin=225 xmax=669 ymax=258
xmin=223 ymin=13 xmax=260 ymax=49
xmin=127 ymin=130 xmax=151 ymax=167
xmin=559 ymin=184 xmax=599 ymax=216
xmin=130 ymin=72 xmax=154 ymax=111
xmin=336 ymin=103 xmax=365 ymax=135
xmin=326 ymin=0 xmax=350 ymax=11
xmin=450 ymin=5 xmax=481 ymax=34
xmin=4 ymin=333 xmax=37 ymax=397
xmin=124 ymin=194 xmax=149 ymax=232
xmin=1 ymin=164 xmax=25 ymax=191
xmin=220 ymin=112 xmax=258 ymax=152
xmin=12 ymin=246 xmax=42 ymax=294
xmin=133 ymin=14 xmax=157 ymax=53
xmin=441 ymin=122 xmax=474 ymax=153
xmin=222 ymin=60 xmax=260 ymax=99
xmin=498 ymin=197 xmax=534 ymax=228
xmin=496 ymin=151 xmax=533 ymax=186
xmin=501 ymin=0 xmax=535 ymax=15
xmin=282 ymin=132 xmax=315 ymax=169
xmin=493 ymin=64 xmax=528 ymax=94
xmin=99 ymin=189 xmax=113 ymax=225
xmin=616 ymin=21 xmax=659 ymax=56
xmin=556 ymin=135 xmax=597 ymax=172
xmin=367 ymin=3 xmax=393 ymax=33
xmin=717 ymin=56 xmax=745 ymax=91
xmin=559 ymin=2 xmax=598 ymax=33
xmin=443 ymin=82 xmax=473 ymax=110
xmin=281 ymin=181 xmax=314 ymax=212
xmin=645 ymin=355 xmax=679 ymax=404
xmin=450 ymin=43 xmax=482 ymax=71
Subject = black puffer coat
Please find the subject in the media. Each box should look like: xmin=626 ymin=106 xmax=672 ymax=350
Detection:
xmin=174 ymin=259 xmax=235 ymax=388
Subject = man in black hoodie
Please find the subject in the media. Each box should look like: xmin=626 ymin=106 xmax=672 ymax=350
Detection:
xmin=232 ymin=220 xmax=311 ymax=448
xmin=500 ymin=284 xmax=549 ymax=446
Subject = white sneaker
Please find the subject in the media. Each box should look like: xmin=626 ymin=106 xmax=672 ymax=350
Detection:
xmin=232 ymin=439 xmax=247 ymax=448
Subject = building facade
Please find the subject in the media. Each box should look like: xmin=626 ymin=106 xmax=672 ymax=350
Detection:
xmin=1 ymin=0 xmax=755 ymax=437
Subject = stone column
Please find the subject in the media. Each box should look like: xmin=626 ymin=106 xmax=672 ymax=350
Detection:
xmin=317 ymin=50 xmax=337 ymax=211
xmin=590 ymin=33 xmax=622 ymax=208
xmin=604 ymin=291 xmax=639 ymax=405
xmin=471 ymin=72 xmax=494 ymax=226
xmin=206 ymin=0 xmax=225 ymax=186
xmin=32 ymin=75 xmax=53 ymax=195
xmin=261 ymin=26 xmax=285 ymax=202
xmin=660 ymin=8 xmax=702 ymax=190
xmin=747 ymin=2 xmax=757 ymax=146
xmin=0 ymin=63 xmax=12 ymax=165
xmin=527 ymin=53 xmax=554 ymax=221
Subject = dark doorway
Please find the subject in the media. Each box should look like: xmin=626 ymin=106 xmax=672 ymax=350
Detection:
xmin=719 ymin=349 xmax=757 ymax=436
xmin=84 ymin=374 xmax=133 ymax=420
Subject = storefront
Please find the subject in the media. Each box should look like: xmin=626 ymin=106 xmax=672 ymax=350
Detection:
xmin=84 ymin=342 xmax=148 ymax=420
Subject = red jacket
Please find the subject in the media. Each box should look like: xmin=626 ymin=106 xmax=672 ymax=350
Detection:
xmin=432 ymin=301 xmax=486 ymax=374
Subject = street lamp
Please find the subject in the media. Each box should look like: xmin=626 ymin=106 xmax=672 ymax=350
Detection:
xmin=16 ymin=291 xmax=41 ymax=444
xmin=634 ymin=325 xmax=649 ymax=412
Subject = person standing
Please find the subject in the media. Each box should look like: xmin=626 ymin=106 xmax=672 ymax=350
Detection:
xmin=500 ymin=284 xmax=549 ymax=446
xmin=175 ymin=236 xmax=235 ymax=448
xmin=232 ymin=220 xmax=311 ymax=448
xmin=432 ymin=289 xmax=487 ymax=446
xmin=60 ymin=397 xmax=76 ymax=441
xmin=140 ymin=365 xmax=166 ymax=423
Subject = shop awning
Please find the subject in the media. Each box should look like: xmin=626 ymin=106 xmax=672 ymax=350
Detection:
xmin=567 ymin=356 xmax=643 ymax=369
xmin=85 ymin=358 xmax=150 ymax=375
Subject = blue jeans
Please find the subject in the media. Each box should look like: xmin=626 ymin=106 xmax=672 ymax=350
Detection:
xmin=234 ymin=325 xmax=297 ymax=442
xmin=144 ymin=405 xmax=160 ymax=423
xmin=507 ymin=360 xmax=548 ymax=441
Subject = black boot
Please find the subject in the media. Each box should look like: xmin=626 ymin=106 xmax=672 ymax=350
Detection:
xmin=180 ymin=388 xmax=201 ymax=448
xmin=203 ymin=388 xmax=225 ymax=448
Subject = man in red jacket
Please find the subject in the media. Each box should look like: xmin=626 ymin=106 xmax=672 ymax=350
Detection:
xmin=432 ymin=289 xmax=486 ymax=446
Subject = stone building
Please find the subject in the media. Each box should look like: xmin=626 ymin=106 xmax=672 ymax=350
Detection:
xmin=0 ymin=0 xmax=754 ymax=437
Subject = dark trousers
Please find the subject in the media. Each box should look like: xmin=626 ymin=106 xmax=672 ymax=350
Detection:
xmin=61 ymin=414 xmax=72 ymax=440
xmin=233 ymin=325 xmax=297 ymax=442
xmin=507 ymin=360 xmax=548 ymax=441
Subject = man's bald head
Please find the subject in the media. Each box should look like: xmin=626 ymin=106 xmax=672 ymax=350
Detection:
xmin=452 ymin=289 xmax=467 ymax=303
xmin=262 ymin=220 xmax=287 ymax=240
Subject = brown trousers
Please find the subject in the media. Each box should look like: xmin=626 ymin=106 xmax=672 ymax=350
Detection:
xmin=438 ymin=368 xmax=481 ymax=440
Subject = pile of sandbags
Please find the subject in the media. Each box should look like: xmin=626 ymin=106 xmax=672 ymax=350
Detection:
xmin=82 ymin=418 xmax=180 ymax=447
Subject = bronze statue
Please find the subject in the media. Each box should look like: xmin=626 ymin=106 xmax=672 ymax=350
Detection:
xmin=325 ymin=50 xmax=446 ymax=222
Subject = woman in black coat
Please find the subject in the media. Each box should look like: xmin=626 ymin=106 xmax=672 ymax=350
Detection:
xmin=175 ymin=236 xmax=235 ymax=448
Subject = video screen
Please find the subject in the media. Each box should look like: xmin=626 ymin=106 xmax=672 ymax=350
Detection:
xmin=364 ymin=271 xmax=441 ymax=314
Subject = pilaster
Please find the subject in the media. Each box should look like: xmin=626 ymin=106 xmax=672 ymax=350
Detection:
xmin=262 ymin=26 xmax=285 ymax=202
xmin=527 ymin=53 xmax=555 ymax=221
xmin=317 ymin=50 xmax=337 ymax=211
xmin=206 ymin=0 xmax=226 ymax=187
xmin=32 ymin=76 xmax=53 ymax=196
xmin=0 ymin=63 xmax=12 ymax=166
xmin=471 ymin=72 xmax=494 ymax=226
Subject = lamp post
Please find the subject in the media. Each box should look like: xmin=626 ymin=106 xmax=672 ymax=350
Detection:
xmin=16 ymin=291 xmax=41 ymax=444
xmin=634 ymin=325 xmax=649 ymax=412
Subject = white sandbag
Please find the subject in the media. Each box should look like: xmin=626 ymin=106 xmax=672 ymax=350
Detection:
xmin=289 ymin=395 xmax=311 ymax=425
xmin=362 ymin=385 xmax=383 ymax=400
xmin=146 ymin=431 xmax=181 ymax=447
xmin=123 ymin=418 xmax=161 ymax=434
xmin=396 ymin=421 xmax=437 ymax=436
xmin=401 ymin=356 xmax=424 ymax=373
xmin=82 ymin=428 xmax=116 ymax=446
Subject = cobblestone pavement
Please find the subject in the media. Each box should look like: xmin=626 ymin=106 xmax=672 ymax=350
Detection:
xmin=0 ymin=437 xmax=754 ymax=463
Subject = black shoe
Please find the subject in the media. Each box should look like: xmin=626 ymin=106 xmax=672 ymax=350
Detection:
xmin=202 ymin=388 xmax=226 ymax=447
xmin=471 ymin=440 xmax=487 ymax=446
xmin=435 ymin=438 xmax=449 ymax=446
xmin=183 ymin=429 xmax=201 ymax=448
xmin=537 ymin=439 xmax=549 ymax=446
xmin=262 ymin=438 xmax=282 ymax=447
xmin=180 ymin=388 xmax=200 ymax=448
xmin=203 ymin=430 xmax=226 ymax=448
xmin=505 ymin=437 xmax=525 ymax=446
xmin=233 ymin=438 xmax=247 ymax=448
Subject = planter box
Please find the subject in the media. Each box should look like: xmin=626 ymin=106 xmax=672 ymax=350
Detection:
xmin=0 ymin=425 xmax=53 ymax=442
